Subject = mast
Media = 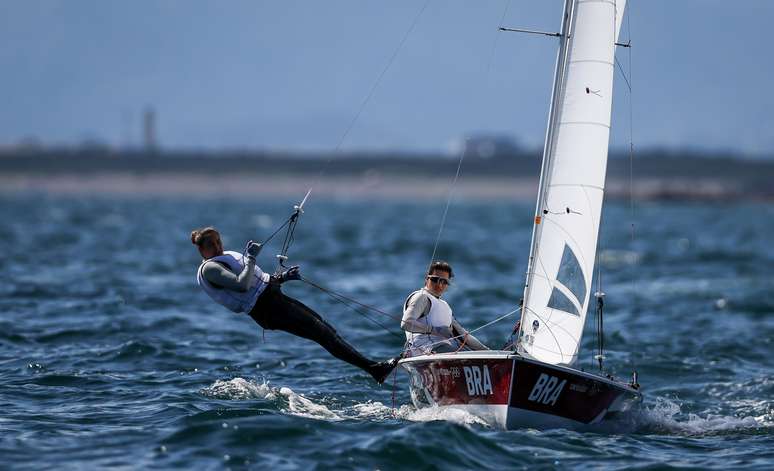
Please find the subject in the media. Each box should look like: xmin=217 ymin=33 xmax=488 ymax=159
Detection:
xmin=518 ymin=0 xmax=575 ymax=349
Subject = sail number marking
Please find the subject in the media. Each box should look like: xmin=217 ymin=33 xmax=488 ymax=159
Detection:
xmin=527 ymin=373 xmax=567 ymax=406
xmin=463 ymin=366 xmax=493 ymax=396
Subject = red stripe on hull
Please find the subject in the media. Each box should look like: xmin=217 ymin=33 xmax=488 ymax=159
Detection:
xmin=401 ymin=358 xmax=513 ymax=407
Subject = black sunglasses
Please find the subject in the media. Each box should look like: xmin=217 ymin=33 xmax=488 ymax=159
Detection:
xmin=427 ymin=275 xmax=450 ymax=286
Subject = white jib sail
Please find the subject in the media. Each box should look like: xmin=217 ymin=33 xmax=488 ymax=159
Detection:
xmin=519 ymin=0 xmax=626 ymax=366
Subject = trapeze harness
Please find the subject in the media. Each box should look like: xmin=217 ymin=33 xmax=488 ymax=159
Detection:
xmin=196 ymin=250 xmax=270 ymax=313
xmin=404 ymin=288 xmax=456 ymax=355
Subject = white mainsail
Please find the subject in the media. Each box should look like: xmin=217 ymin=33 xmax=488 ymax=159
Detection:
xmin=519 ymin=0 xmax=627 ymax=366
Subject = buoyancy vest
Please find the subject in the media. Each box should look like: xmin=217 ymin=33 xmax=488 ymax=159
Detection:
xmin=197 ymin=250 xmax=270 ymax=313
xmin=403 ymin=288 xmax=455 ymax=353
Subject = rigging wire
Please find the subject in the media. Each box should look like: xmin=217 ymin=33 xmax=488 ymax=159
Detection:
xmin=264 ymin=2 xmax=432 ymax=271
xmin=614 ymin=57 xmax=632 ymax=93
xmin=332 ymin=1 xmax=431 ymax=154
xmin=427 ymin=0 xmax=512 ymax=270
xmin=613 ymin=1 xmax=637 ymax=323
xmin=587 ymin=2 xmax=636 ymax=370
xmin=588 ymin=1 xmax=636 ymax=371
xmin=626 ymin=4 xmax=636 ymax=257
xmin=241 ymin=212 xmax=295 ymax=261
xmin=428 ymin=148 xmax=465 ymax=267
xmin=260 ymin=216 xmax=292 ymax=246
xmin=299 ymin=272 xmax=521 ymax=353
xmin=300 ymin=275 xmax=402 ymax=322
xmin=275 ymin=210 xmax=299 ymax=272
xmin=303 ymin=0 xmax=432 ymax=204
xmin=261 ymin=3 xmax=525 ymax=350
xmin=625 ymin=1 xmax=639 ymax=379
xmin=299 ymin=275 xmax=404 ymax=340
xmin=410 ymin=307 xmax=519 ymax=354
xmin=489 ymin=0 xmax=514 ymax=74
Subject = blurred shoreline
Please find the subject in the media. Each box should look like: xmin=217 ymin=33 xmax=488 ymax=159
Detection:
xmin=0 ymin=173 xmax=537 ymax=200
xmin=0 ymin=173 xmax=759 ymax=202
xmin=1 ymin=149 xmax=772 ymax=201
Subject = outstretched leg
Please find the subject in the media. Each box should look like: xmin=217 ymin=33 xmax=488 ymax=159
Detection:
xmin=250 ymin=286 xmax=375 ymax=372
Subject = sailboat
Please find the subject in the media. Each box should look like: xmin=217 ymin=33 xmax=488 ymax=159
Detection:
xmin=397 ymin=0 xmax=642 ymax=429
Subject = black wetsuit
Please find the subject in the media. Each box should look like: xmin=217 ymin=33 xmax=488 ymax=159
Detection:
xmin=198 ymin=254 xmax=395 ymax=382
xmin=248 ymin=283 xmax=377 ymax=374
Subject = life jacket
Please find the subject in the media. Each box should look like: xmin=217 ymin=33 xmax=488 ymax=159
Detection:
xmin=196 ymin=250 xmax=269 ymax=313
xmin=403 ymin=288 xmax=455 ymax=354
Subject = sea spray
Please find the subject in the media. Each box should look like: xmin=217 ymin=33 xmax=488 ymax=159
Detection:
xmin=636 ymin=396 xmax=765 ymax=435
xmin=200 ymin=378 xmax=341 ymax=420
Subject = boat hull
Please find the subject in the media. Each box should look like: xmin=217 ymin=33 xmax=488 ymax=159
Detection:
xmin=399 ymin=351 xmax=642 ymax=430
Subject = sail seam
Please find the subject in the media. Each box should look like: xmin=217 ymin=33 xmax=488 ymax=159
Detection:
xmin=569 ymin=59 xmax=614 ymax=66
xmin=548 ymin=183 xmax=605 ymax=191
xmin=522 ymin=305 xmax=568 ymax=359
xmin=577 ymin=0 xmax=615 ymax=6
xmin=523 ymin=303 xmax=581 ymax=354
xmin=559 ymin=121 xmax=610 ymax=129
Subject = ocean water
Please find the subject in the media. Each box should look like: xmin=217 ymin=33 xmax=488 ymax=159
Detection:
xmin=0 ymin=194 xmax=771 ymax=470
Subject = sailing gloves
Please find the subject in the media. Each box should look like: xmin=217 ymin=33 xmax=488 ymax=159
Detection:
xmin=246 ymin=241 xmax=263 ymax=259
xmin=245 ymin=240 xmax=300 ymax=284
xmin=277 ymin=266 xmax=301 ymax=284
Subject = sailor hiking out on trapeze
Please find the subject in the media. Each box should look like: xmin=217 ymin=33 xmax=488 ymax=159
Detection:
xmin=191 ymin=226 xmax=398 ymax=384
xmin=401 ymin=260 xmax=489 ymax=356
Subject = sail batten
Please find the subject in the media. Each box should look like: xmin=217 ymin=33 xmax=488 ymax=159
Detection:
xmin=519 ymin=0 xmax=625 ymax=366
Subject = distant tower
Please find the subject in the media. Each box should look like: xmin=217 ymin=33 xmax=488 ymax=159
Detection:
xmin=143 ymin=106 xmax=157 ymax=153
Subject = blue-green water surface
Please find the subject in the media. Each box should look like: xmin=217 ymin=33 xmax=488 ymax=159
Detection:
xmin=0 ymin=195 xmax=771 ymax=469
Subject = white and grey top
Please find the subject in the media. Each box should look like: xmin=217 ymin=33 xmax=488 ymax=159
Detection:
xmin=401 ymin=288 xmax=488 ymax=354
xmin=197 ymin=250 xmax=270 ymax=313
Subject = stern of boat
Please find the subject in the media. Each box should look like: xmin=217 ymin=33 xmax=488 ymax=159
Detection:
xmin=399 ymin=351 xmax=516 ymax=428
xmin=399 ymin=351 xmax=642 ymax=430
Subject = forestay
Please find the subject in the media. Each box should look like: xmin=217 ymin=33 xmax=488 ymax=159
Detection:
xmin=519 ymin=0 xmax=627 ymax=365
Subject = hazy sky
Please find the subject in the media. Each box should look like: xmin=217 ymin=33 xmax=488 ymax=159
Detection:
xmin=2 ymin=1 xmax=773 ymax=156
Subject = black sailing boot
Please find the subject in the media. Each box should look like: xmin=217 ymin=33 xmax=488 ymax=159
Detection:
xmin=368 ymin=357 xmax=400 ymax=384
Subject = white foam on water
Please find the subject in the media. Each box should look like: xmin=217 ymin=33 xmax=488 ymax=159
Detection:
xmin=349 ymin=400 xmax=395 ymax=420
xmin=345 ymin=400 xmax=488 ymax=426
xmin=200 ymin=378 xmax=341 ymax=421
xmin=637 ymin=396 xmax=768 ymax=435
xmin=280 ymin=386 xmax=340 ymax=420
xmin=320 ymin=395 xmax=770 ymax=432
xmin=399 ymin=405 xmax=490 ymax=427
xmin=349 ymin=402 xmax=488 ymax=426
xmin=198 ymin=378 xmax=505 ymax=428
xmin=201 ymin=380 xmax=770 ymax=433
xmin=201 ymin=377 xmax=274 ymax=400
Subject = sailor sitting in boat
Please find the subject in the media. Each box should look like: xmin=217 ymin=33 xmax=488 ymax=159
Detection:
xmin=191 ymin=226 xmax=398 ymax=384
xmin=401 ymin=260 xmax=488 ymax=356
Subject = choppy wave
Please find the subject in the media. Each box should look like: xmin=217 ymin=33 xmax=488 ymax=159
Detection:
xmin=200 ymin=377 xmax=489 ymax=427
xmin=201 ymin=377 xmax=771 ymax=438
xmin=636 ymin=396 xmax=772 ymax=436
xmin=2 ymin=196 xmax=773 ymax=469
xmin=201 ymin=378 xmax=340 ymax=420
